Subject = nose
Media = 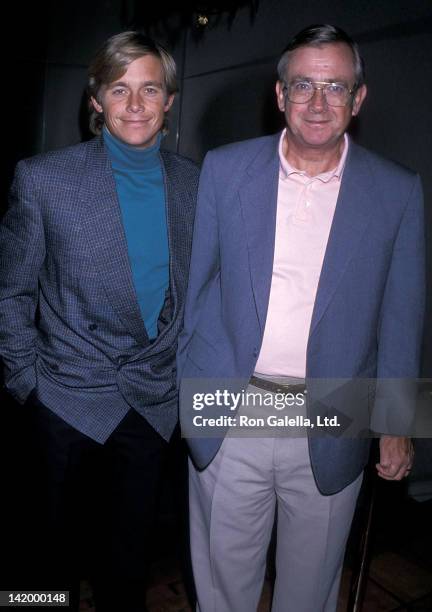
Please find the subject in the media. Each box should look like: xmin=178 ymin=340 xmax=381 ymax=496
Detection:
xmin=126 ymin=91 xmax=144 ymax=112
xmin=308 ymin=86 xmax=328 ymax=113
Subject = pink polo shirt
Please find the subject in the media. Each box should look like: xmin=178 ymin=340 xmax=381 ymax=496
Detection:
xmin=255 ymin=130 xmax=349 ymax=378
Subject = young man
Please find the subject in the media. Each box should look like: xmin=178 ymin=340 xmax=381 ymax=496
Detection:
xmin=0 ymin=31 xmax=198 ymax=612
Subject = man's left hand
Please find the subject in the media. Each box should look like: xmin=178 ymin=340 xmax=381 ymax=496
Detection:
xmin=376 ymin=435 xmax=413 ymax=480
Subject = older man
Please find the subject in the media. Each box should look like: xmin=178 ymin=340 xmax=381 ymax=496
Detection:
xmin=0 ymin=32 xmax=198 ymax=612
xmin=178 ymin=24 xmax=424 ymax=611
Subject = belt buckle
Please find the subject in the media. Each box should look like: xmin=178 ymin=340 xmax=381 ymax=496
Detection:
xmin=278 ymin=381 xmax=307 ymax=395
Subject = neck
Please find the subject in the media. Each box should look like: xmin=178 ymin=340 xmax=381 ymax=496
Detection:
xmin=282 ymin=133 xmax=345 ymax=176
xmin=103 ymin=127 xmax=162 ymax=172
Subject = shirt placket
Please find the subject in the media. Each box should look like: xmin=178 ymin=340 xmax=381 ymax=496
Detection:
xmin=293 ymin=177 xmax=313 ymax=224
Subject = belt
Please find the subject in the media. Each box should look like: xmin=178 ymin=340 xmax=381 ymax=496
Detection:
xmin=249 ymin=375 xmax=306 ymax=395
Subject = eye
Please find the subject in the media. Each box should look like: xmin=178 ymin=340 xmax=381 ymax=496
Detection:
xmin=292 ymin=81 xmax=313 ymax=92
xmin=112 ymin=87 xmax=127 ymax=96
xmin=143 ymin=86 xmax=159 ymax=96
xmin=326 ymin=83 xmax=346 ymax=95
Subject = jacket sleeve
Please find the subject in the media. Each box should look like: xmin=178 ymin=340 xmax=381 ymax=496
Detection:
xmin=370 ymin=173 xmax=426 ymax=435
xmin=177 ymin=150 xmax=220 ymax=383
xmin=0 ymin=160 xmax=45 ymax=402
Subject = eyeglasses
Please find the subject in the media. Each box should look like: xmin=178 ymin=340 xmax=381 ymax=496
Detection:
xmin=283 ymin=80 xmax=356 ymax=107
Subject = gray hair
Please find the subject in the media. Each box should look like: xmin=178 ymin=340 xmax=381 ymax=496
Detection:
xmin=87 ymin=31 xmax=177 ymax=135
xmin=277 ymin=24 xmax=365 ymax=90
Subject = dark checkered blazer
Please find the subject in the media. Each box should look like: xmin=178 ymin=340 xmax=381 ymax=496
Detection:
xmin=0 ymin=136 xmax=199 ymax=442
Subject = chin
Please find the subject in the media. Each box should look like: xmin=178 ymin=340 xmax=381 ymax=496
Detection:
xmin=303 ymin=131 xmax=335 ymax=146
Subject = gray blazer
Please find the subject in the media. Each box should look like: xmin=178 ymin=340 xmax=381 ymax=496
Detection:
xmin=0 ymin=136 xmax=199 ymax=443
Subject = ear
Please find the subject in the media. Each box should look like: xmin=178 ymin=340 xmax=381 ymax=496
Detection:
xmin=276 ymin=81 xmax=286 ymax=113
xmin=164 ymin=94 xmax=175 ymax=113
xmin=352 ymin=84 xmax=367 ymax=117
xmin=91 ymin=96 xmax=103 ymax=114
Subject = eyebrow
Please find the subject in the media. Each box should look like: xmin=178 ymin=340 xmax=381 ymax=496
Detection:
xmin=109 ymin=80 xmax=164 ymax=88
xmin=289 ymin=74 xmax=350 ymax=84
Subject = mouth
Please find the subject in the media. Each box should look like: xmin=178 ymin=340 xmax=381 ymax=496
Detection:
xmin=122 ymin=119 xmax=150 ymax=125
xmin=303 ymin=120 xmax=332 ymax=130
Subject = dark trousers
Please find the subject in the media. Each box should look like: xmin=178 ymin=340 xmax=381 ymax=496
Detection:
xmin=27 ymin=395 xmax=167 ymax=612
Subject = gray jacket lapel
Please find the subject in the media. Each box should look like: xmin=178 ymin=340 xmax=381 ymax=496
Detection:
xmin=309 ymin=142 xmax=378 ymax=337
xmin=78 ymin=137 xmax=150 ymax=346
xmin=238 ymin=134 xmax=280 ymax=332
xmin=160 ymin=149 xmax=184 ymax=322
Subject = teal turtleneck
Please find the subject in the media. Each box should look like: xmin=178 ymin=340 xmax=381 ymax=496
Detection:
xmin=103 ymin=128 xmax=169 ymax=340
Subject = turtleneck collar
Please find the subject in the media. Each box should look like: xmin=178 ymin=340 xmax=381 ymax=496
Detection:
xmin=103 ymin=127 xmax=162 ymax=172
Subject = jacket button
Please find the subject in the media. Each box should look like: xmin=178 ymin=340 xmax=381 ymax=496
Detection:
xmin=88 ymin=323 xmax=98 ymax=331
xmin=116 ymin=356 xmax=126 ymax=370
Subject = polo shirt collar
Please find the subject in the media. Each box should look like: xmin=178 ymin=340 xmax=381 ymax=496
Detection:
xmin=279 ymin=130 xmax=349 ymax=183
